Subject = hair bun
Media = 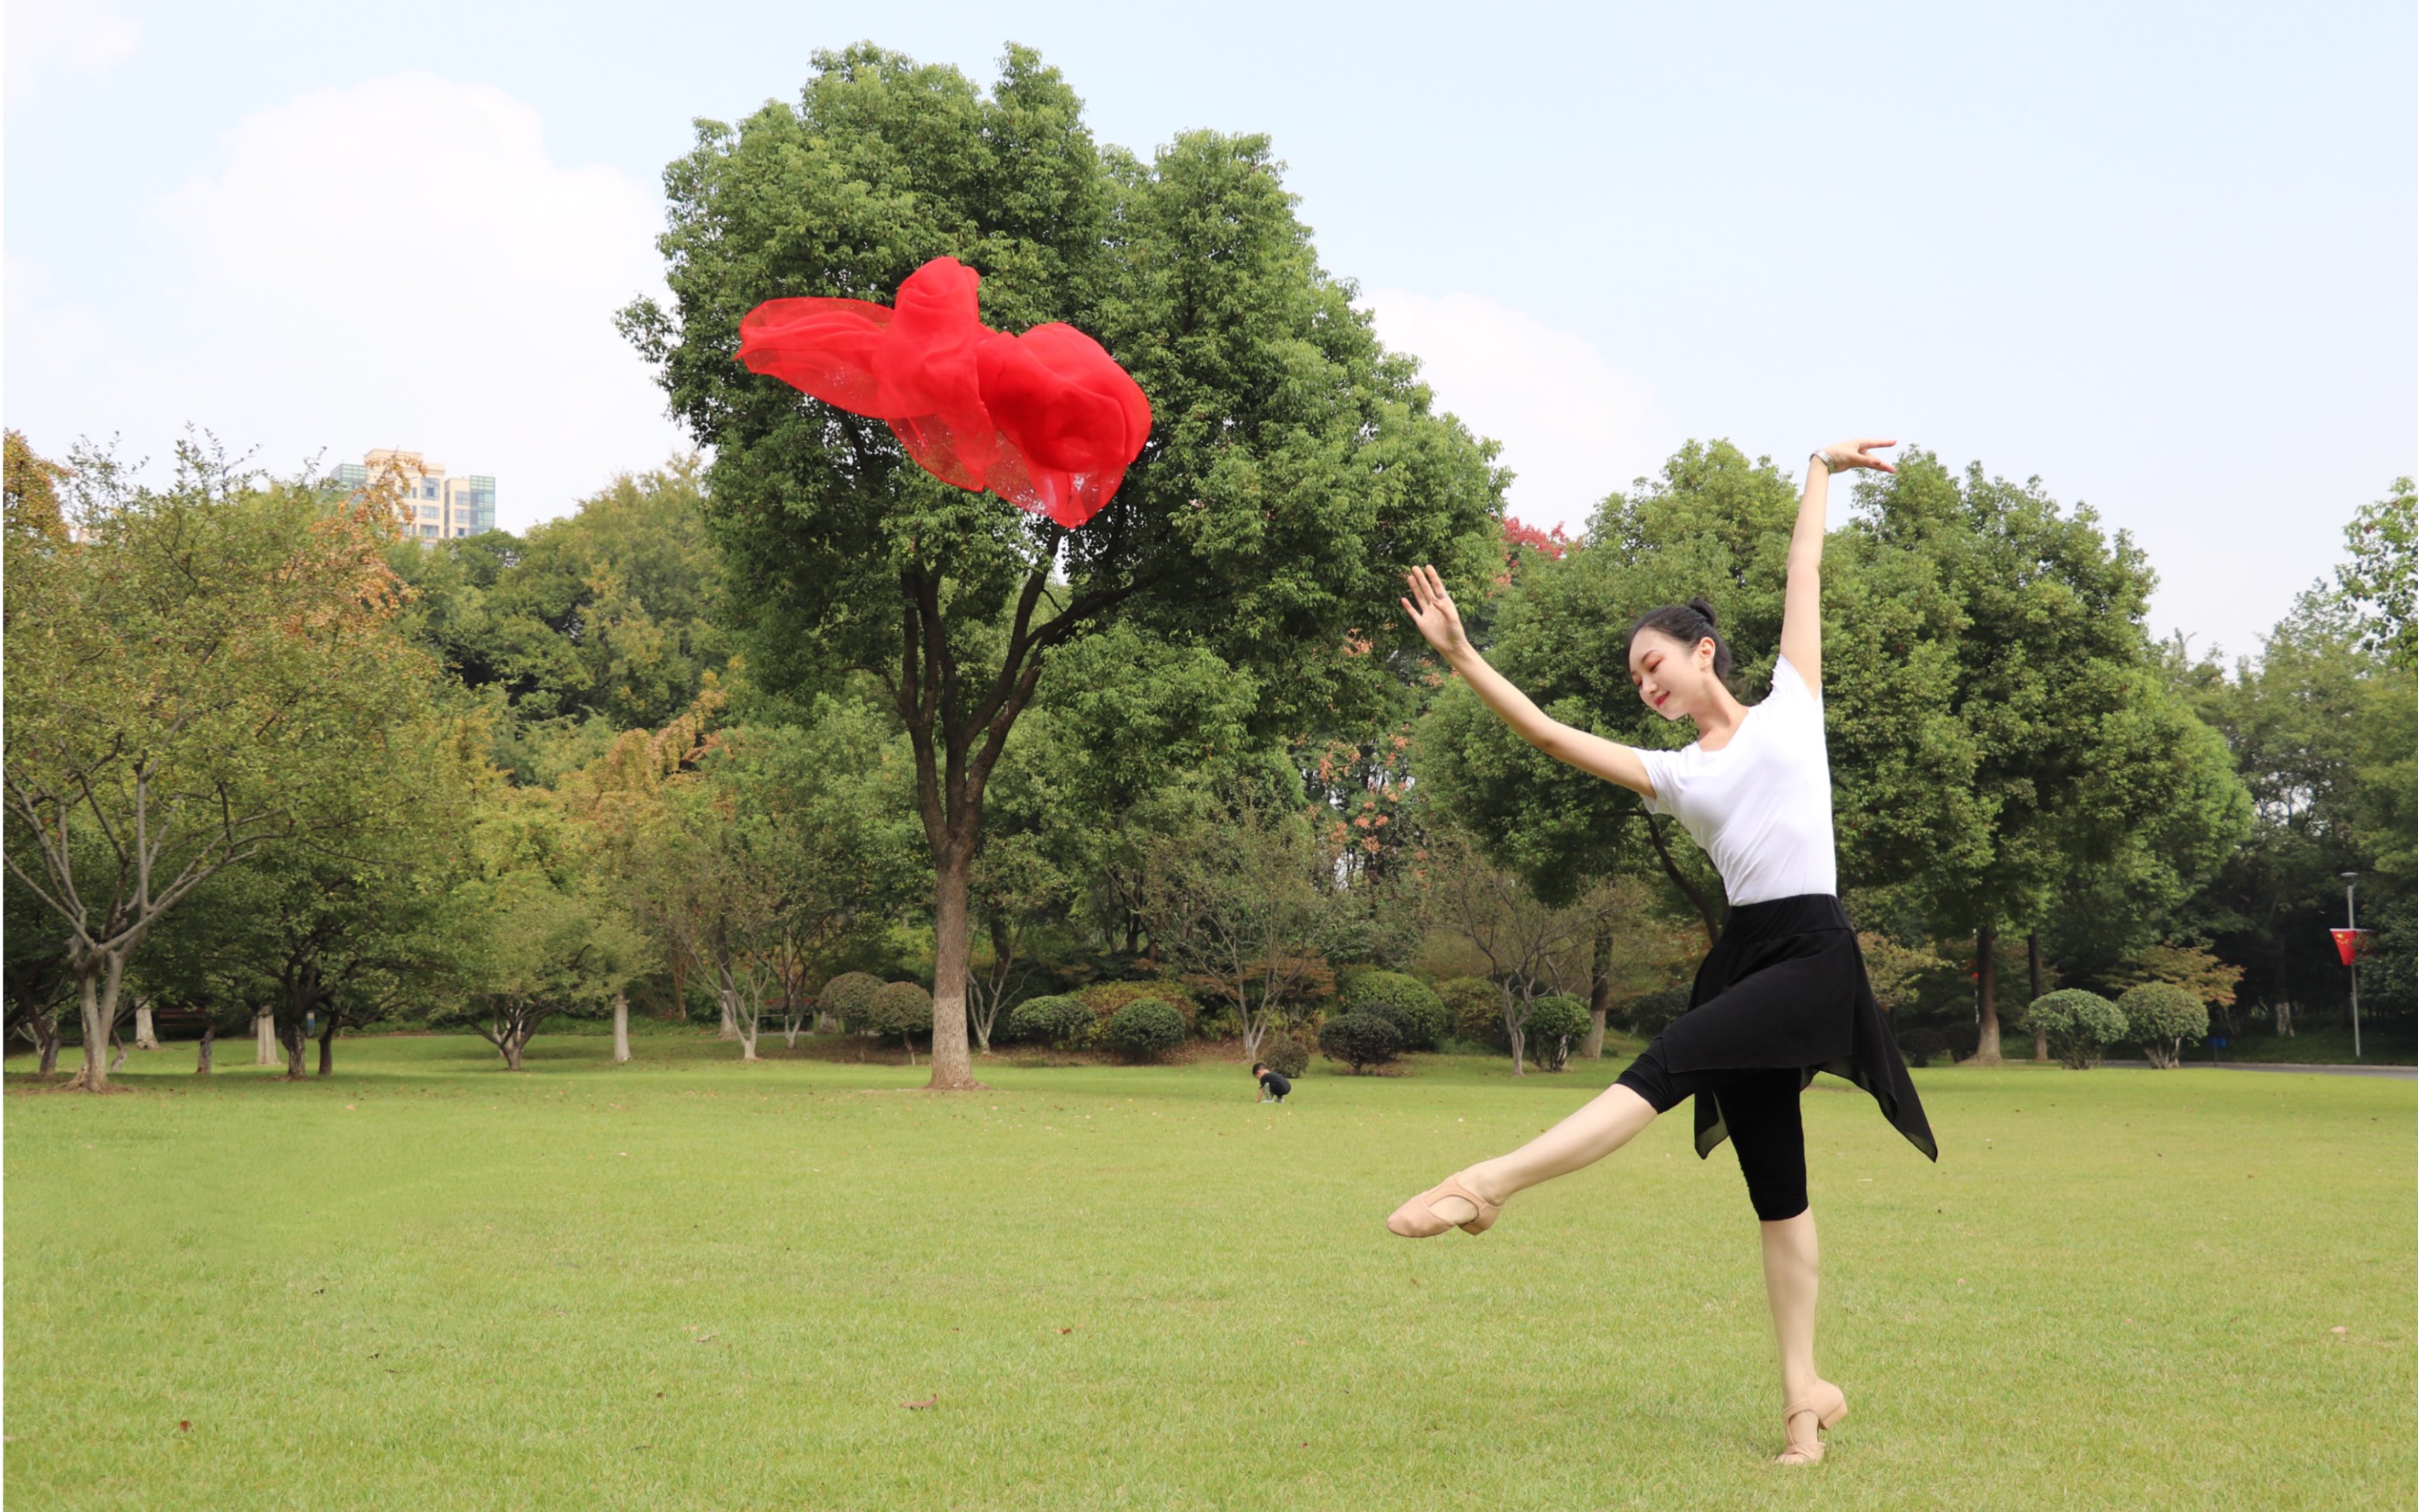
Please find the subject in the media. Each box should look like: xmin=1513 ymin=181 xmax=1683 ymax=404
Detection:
xmin=1686 ymin=596 xmax=1718 ymax=627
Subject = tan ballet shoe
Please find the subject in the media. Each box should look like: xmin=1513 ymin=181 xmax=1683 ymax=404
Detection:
xmin=1775 ymin=1380 xmax=1849 ymax=1465
xmin=1385 ymin=1171 xmax=1503 ymax=1237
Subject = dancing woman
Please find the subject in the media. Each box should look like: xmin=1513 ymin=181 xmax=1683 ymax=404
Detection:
xmin=1389 ymin=438 xmax=1938 ymax=1466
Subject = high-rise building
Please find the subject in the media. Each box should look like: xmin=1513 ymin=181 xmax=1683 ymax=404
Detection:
xmin=334 ymin=449 xmax=496 ymax=540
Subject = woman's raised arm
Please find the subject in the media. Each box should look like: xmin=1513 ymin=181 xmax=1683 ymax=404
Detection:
xmin=1780 ymin=438 xmax=1898 ymax=692
xmin=1400 ymin=565 xmax=1656 ymax=797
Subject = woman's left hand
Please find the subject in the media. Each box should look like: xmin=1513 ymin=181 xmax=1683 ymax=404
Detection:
xmin=1817 ymin=438 xmax=1898 ymax=473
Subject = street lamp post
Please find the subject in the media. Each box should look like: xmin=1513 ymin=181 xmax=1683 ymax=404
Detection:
xmin=2340 ymin=871 xmax=2362 ymax=1061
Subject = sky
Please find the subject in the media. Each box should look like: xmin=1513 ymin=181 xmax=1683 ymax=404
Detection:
xmin=5 ymin=0 xmax=2413 ymax=662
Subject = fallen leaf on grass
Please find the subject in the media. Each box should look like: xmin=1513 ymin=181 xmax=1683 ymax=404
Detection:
xmin=2332 ymin=1326 xmax=2350 ymax=1335
xmin=693 ymin=1332 xmax=718 ymax=1344
xmin=1059 ymin=1328 xmax=1074 ymax=1335
xmin=179 ymin=1421 xmax=191 ymax=1431
xmin=902 ymin=1397 xmax=939 ymax=1410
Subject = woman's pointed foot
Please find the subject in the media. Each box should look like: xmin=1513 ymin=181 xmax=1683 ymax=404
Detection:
xmin=1386 ymin=1170 xmax=1505 ymax=1237
xmin=1775 ymin=1379 xmax=1847 ymax=1465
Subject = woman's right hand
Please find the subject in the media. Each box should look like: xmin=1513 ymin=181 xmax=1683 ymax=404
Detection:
xmin=1401 ymin=564 xmax=1472 ymax=660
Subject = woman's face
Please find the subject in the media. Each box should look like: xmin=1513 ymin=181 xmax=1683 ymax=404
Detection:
xmin=1628 ymin=628 xmax=1719 ymax=722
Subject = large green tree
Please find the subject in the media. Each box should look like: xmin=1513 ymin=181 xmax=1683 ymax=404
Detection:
xmin=390 ymin=459 xmax=729 ymax=780
xmin=621 ymin=45 xmax=1500 ymax=1087
xmin=1849 ymin=452 xmax=2248 ymax=1060
xmin=2337 ymin=476 xmax=2418 ymax=673
xmin=5 ymin=442 xmax=442 ymax=1090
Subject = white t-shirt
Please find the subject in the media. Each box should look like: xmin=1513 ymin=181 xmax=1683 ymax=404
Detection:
xmin=1634 ymin=655 xmax=1837 ymax=905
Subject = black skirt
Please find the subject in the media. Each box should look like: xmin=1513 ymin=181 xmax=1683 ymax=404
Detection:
xmin=1657 ymin=894 xmax=1938 ymax=1163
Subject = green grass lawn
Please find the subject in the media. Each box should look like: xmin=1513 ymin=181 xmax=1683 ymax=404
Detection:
xmin=6 ymin=1034 xmax=2412 ymax=1510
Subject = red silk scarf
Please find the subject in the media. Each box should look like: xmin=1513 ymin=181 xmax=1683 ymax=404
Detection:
xmin=738 ymin=256 xmax=1151 ymax=527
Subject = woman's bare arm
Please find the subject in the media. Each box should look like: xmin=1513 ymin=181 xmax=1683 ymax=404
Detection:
xmin=1780 ymin=438 xmax=1898 ymax=692
xmin=1400 ymin=565 xmax=1657 ymax=797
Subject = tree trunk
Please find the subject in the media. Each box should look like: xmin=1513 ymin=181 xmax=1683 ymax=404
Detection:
xmin=1967 ymin=923 xmax=2004 ymax=1064
xmin=1585 ymin=922 xmax=1613 ymax=1059
xmin=502 ymin=1033 xmax=525 ymax=1072
xmin=195 ymin=1026 xmax=215 ymax=1074
xmin=717 ymin=991 xmax=738 ymax=1040
xmin=317 ymin=1022 xmax=335 ymax=1077
xmin=255 ymin=1010 xmax=278 ymax=1065
xmin=134 ymin=999 xmax=160 ymax=1050
xmin=612 ymin=993 xmax=631 ymax=1064
xmin=972 ymin=914 xmax=1016 ymax=1054
xmin=2028 ymin=931 xmax=2048 ymax=1061
xmin=2274 ymin=927 xmax=2294 ymax=1036
xmin=36 ymin=1014 xmax=61 ymax=1076
xmin=925 ymin=842 xmax=980 ymax=1090
xmin=71 ymin=951 xmax=129 ymax=1091
xmin=283 ymin=1020 xmax=308 ymax=1081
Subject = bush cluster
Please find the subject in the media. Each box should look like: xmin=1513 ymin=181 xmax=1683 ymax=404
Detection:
xmin=1006 ymin=994 xmax=1092 ymax=1048
xmin=1340 ymin=971 xmax=1447 ymax=1051
xmin=1319 ymin=1012 xmax=1402 ymax=1073
xmin=2021 ymin=989 xmax=2126 ymax=1069
xmin=1436 ymin=977 xmax=1502 ymax=1045
xmin=1624 ymin=984 xmax=1694 ymax=1037
xmin=819 ymin=971 xmax=882 ymax=1029
xmin=2118 ymin=982 xmax=2208 ymax=1068
xmin=1896 ymin=1026 xmax=1949 ymax=1067
xmin=864 ymin=981 xmax=933 ymax=1041
xmin=1525 ymin=995 xmax=1591 ymax=1071
xmin=1081 ymin=980 xmax=1196 ymax=1032
xmin=1257 ymin=1033 xmax=1311 ymax=1079
xmin=1106 ymin=998 xmax=1186 ymax=1061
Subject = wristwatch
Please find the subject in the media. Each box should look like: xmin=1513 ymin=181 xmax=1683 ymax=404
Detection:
xmin=1809 ymin=449 xmax=1834 ymax=472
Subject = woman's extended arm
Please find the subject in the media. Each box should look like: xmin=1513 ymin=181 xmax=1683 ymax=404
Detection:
xmin=1400 ymin=565 xmax=1657 ymax=797
xmin=1780 ymin=438 xmax=1899 ymax=692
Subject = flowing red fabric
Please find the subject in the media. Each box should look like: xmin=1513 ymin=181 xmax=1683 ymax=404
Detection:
xmin=737 ymin=256 xmax=1150 ymax=527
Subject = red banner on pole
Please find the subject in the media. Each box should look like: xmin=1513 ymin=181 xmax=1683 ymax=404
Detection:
xmin=2332 ymin=928 xmax=2371 ymax=966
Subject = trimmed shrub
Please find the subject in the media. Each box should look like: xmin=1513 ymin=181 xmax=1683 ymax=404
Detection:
xmin=1340 ymin=971 xmax=1448 ymax=1051
xmin=1436 ymin=976 xmax=1503 ymax=1045
xmin=1942 ymin=1020 xmax=1980 ymax=1062
xmin=1106 ymin=998 xmax=1186 ymax=1062
xmin=2118 ymin=982 xmax=2209 ymax=1069
xmin=1525 ymin=995 xmax=1592 ymax=1071
xmin=820 ymin=971 xmax=882 ymax=1029
xmin=2021 ymin=989 xmax=2125 ymax=1069
xmin=1082 ymin=979 xmax=1197 ymax=1032
xmin=1259 ymin=1033 xmax=1311 ymax=1079
xmin=864 ymin=981 xmax=934 ymax=1042
xmin=1006 ymin=994 xmax=1092 ymax=1049
xmin=1319 ymin=1012 xmax=1402 ymax=1073
xmin=1896 ymin=1026 xmax=1949 ymax=1068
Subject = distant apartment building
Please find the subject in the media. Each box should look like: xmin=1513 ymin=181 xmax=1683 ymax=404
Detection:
xmin=333 ymin=449 xmax=496 ymax=540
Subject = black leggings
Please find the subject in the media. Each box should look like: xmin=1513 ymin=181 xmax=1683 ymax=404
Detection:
xmin=1615 ymin=1043 xmax=1809 ymax=1222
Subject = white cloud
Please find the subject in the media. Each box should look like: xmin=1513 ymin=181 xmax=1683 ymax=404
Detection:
xmin=4 ymin=0 xmax=139 ymax=95
xmin=145 ymin=73 xmax=687 ymax=526
xmin=5 ymin=74 xmax=686 ymax=527
xmin=1361 ymin=289 xmax=1664 ymax=534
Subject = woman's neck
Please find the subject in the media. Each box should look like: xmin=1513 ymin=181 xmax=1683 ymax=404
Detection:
xmin=1689 ymin=685 xmax=1750 ymax=750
